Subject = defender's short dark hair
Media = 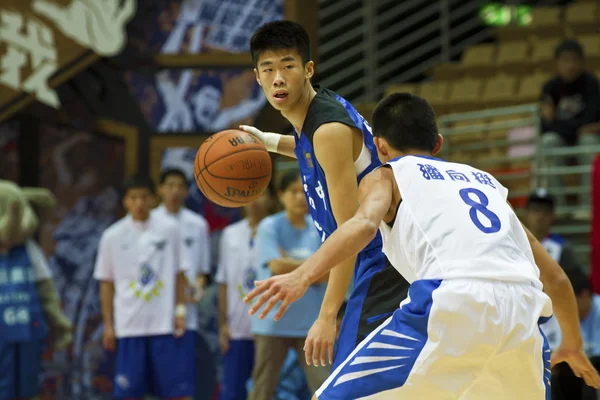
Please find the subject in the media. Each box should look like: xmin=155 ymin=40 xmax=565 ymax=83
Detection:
xmin=160 ymin=168 xmax=188 ymax=185
xmin=121 ymin=176 xmax=155 ymax=198
xmin=555 ymin=39 xmax=584 ymax=59
xmin=372 ymin=93 xmax=438 ymax=152
xmin=250 ymin=20 xmax=311 ymax=67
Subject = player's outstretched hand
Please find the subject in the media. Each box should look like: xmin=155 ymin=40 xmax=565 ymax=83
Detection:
xmin=551 ymin=345 xmax=600 ymax=388
xmin=244 ymin=269 xmax=310 ymax=321
xmin=305 ymin=316 xmax=337 ymax=366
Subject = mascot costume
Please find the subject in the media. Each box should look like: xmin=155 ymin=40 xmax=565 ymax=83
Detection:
xmin=0 ymin=180 xmax=72 ymax=400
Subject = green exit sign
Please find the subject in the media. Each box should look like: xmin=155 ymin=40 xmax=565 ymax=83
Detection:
xmin=480 ymin=3 xmax=532 ymax=27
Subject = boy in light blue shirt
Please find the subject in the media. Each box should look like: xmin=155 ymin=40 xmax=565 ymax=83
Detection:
xmin=248 ymin=170 xmax=329 ymax=400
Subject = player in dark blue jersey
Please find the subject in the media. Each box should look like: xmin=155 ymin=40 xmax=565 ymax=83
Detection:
xmin=241 ymin=20 xmax=409 ymax=369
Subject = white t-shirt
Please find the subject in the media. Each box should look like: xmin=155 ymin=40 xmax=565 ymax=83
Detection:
xmin=93 ymin=213 xmax=186 ymax=338
xmin=25 ymin=240 xmax=52 ymax=281
xmin=152 ymin=205 xmax=210 ymax=330
xmin=215 ymin=219 xmax=256 ymax=340
xmin=380 ymin=156 xmax=542 ymax=288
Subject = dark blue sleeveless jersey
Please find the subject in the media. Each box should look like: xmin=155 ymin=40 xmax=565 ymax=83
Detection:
xmin=293 ymin=87 xmax=410 ymax=366
xmin=294 ymin=86 xmax=383 ymax=254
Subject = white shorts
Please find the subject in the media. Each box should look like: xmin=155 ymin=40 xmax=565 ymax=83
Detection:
xmin=316 ymin=279 xmax=553 ymax=400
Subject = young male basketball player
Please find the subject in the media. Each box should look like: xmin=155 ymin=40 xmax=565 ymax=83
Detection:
xmin=241 ymin=20 xmax=409 ymax=368
xmin=245 ymin=93 xmax=600 ymax=399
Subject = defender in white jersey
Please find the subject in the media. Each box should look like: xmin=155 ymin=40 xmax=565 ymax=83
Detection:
xmin=245 ymin=93 xmax=600 ymax=399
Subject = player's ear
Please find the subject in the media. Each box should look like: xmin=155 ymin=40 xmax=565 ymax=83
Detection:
xmin=374 ymin=137 xmax=388 ymax=158
xmin=254 ymin=68 xmax=261 ymax=86
xmin=305 ymin=61 xmax=314 ymax=79
xmin=432 ymin=134 xmax=444 ymax=156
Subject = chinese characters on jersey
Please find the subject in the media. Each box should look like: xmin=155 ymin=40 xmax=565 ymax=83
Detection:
xmin=417 ymin=163 xmax=496 ymax=188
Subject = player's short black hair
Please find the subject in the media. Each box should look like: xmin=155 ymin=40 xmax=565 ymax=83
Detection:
xmin=278 ymin=168 xmax=301 ymax=192
xmin=250 ymin=20 xmax=311 ymax=67
xmin=159 ymin=168 xmax=188 ymax=185
xmin=121 ymin=176 xmax=155 ymax=198
xmin=372 ymin=93 xmax=438 ymax=152
xmin=568 ymin=269 xmax=592 ymax=296
xmin=555 ymin=39 xmax=584 ymax=59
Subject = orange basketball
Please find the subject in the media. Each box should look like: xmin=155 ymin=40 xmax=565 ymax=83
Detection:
xmin=194 ymin=130 xmax=272 ymax=208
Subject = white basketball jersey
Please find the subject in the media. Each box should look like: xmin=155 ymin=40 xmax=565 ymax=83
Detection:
xmin=379 ymin=156 xmax=542 ymax=288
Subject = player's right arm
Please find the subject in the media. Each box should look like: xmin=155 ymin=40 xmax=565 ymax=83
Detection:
xmin=94 ymin=231 xmax=116 ymax=351
xmin=519 ymin=220 xmax=600 ymax=387
xmin=239 ymin=125 xmax=297 ymax=158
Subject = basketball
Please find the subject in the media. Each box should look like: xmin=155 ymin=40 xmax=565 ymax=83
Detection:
xmin=194 ymin=129 xmax=272 ymax=208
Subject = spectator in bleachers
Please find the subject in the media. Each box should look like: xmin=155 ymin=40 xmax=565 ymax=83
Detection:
xmin=216 ymin=188 xmax=274 ymax=400
xmin=248 ymin=169 xmax=329 ymax=400
xmin=523 ymin=189 xmax=582 ymax=277
xmin=538 ymin=39 xmax=600 ymax=214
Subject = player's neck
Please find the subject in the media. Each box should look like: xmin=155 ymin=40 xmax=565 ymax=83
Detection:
xmin=385 ymin=150 xmax=433 ymax=161
xmin=164 ymin=203 xmax=182 ymax=215
xmin=286 ymin=211 xmax=306 ymax=228
xmin=282 ymin=85 xmax=317 ymax=133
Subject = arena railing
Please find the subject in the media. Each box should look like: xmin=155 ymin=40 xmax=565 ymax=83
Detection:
xmin=439 ymin=104 xmax=599 ymax=270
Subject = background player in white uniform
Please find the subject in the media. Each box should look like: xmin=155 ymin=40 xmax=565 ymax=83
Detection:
xmin=94 ymin=176 xmax=195 ymax=400
xmin=245 ymin=93 xmax=600 ymax=399
xmin=153 ymin=168 xmax=211 ymax=330
xmin=216 ymin=189 xmax=274 ymax=400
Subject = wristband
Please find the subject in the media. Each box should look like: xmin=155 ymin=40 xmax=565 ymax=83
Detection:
xmin=263 ymin=132 xmax=281 ymax=152
xmin=175 ymin=304 xmax=186 ymax=318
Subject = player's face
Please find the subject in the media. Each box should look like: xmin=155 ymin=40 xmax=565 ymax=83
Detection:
xmin=280 ymin=179 xmax=308 ymax=216
xmin=123 ymin=188 xmax=154 ymax=221
xmin=254 ymin=49 xmax=314 ymax=112
xmin=159 ymin=175 xmax=188 ymax=209
xmin=557 ymin=51 xmax=583 ymax=82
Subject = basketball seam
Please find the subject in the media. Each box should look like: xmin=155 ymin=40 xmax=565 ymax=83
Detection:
xmin=199 ymin=147 xmax=268 ymax=176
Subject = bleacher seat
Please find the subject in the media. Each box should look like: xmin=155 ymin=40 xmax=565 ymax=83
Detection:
xmin=496 ymin=42 xmax=530 ymax=74
xmin=517 ymin=72 xmax=552 ymax=104
xmin=578 ymin=34 xmax=600 ymax=70
xmin=447 ymin=78 xmax=483 ymax=112
xmin=384 ymin=83 xmax=419 ymax=98
xmin=482 ymin=74 xmax=519 ymax=108
xmin=565 ymin=2 xmax=599 ymax=35
xmin=530 ymin=37 xmax=562 ymax=72
xmin=419 ymin=81 xmax=451 ymax=114
xmin=530 ymin=7 xmax=563 ymax=37
xmin=461 ymin=45 xmax=497 ymax=78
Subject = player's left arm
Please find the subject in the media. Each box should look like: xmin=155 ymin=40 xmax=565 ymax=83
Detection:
xmin=311 ymin=122 xmax=363 ymax=321
xmin=301 ymin=168 xmax=393 ymax=285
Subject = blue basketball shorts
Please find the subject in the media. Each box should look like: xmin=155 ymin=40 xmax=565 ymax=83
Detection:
xmin=113 ymin=332 xmax=197 ymax=399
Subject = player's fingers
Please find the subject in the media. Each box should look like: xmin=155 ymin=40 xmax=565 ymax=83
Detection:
xmin=248 ymin=286 xmax=276 ymax=316
xmin=239 ymin=125 xmax=260 ymax=135
xmin=304 ymin=338 xmax=314 ymax=366
xmin=274 ymin=300 xmax=289 ymax=321
xmin=243 ymin=283 xmax=268 ymax=304
xmin=259 ymin=293 xmax=282 ymax=319
xmin=319 ymin=340 xmax=328 ymax=367
xmin=583 ymin=368 xmax=600 ymax=388
xmin=312 ymin=340 xmax=322 ymax=367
